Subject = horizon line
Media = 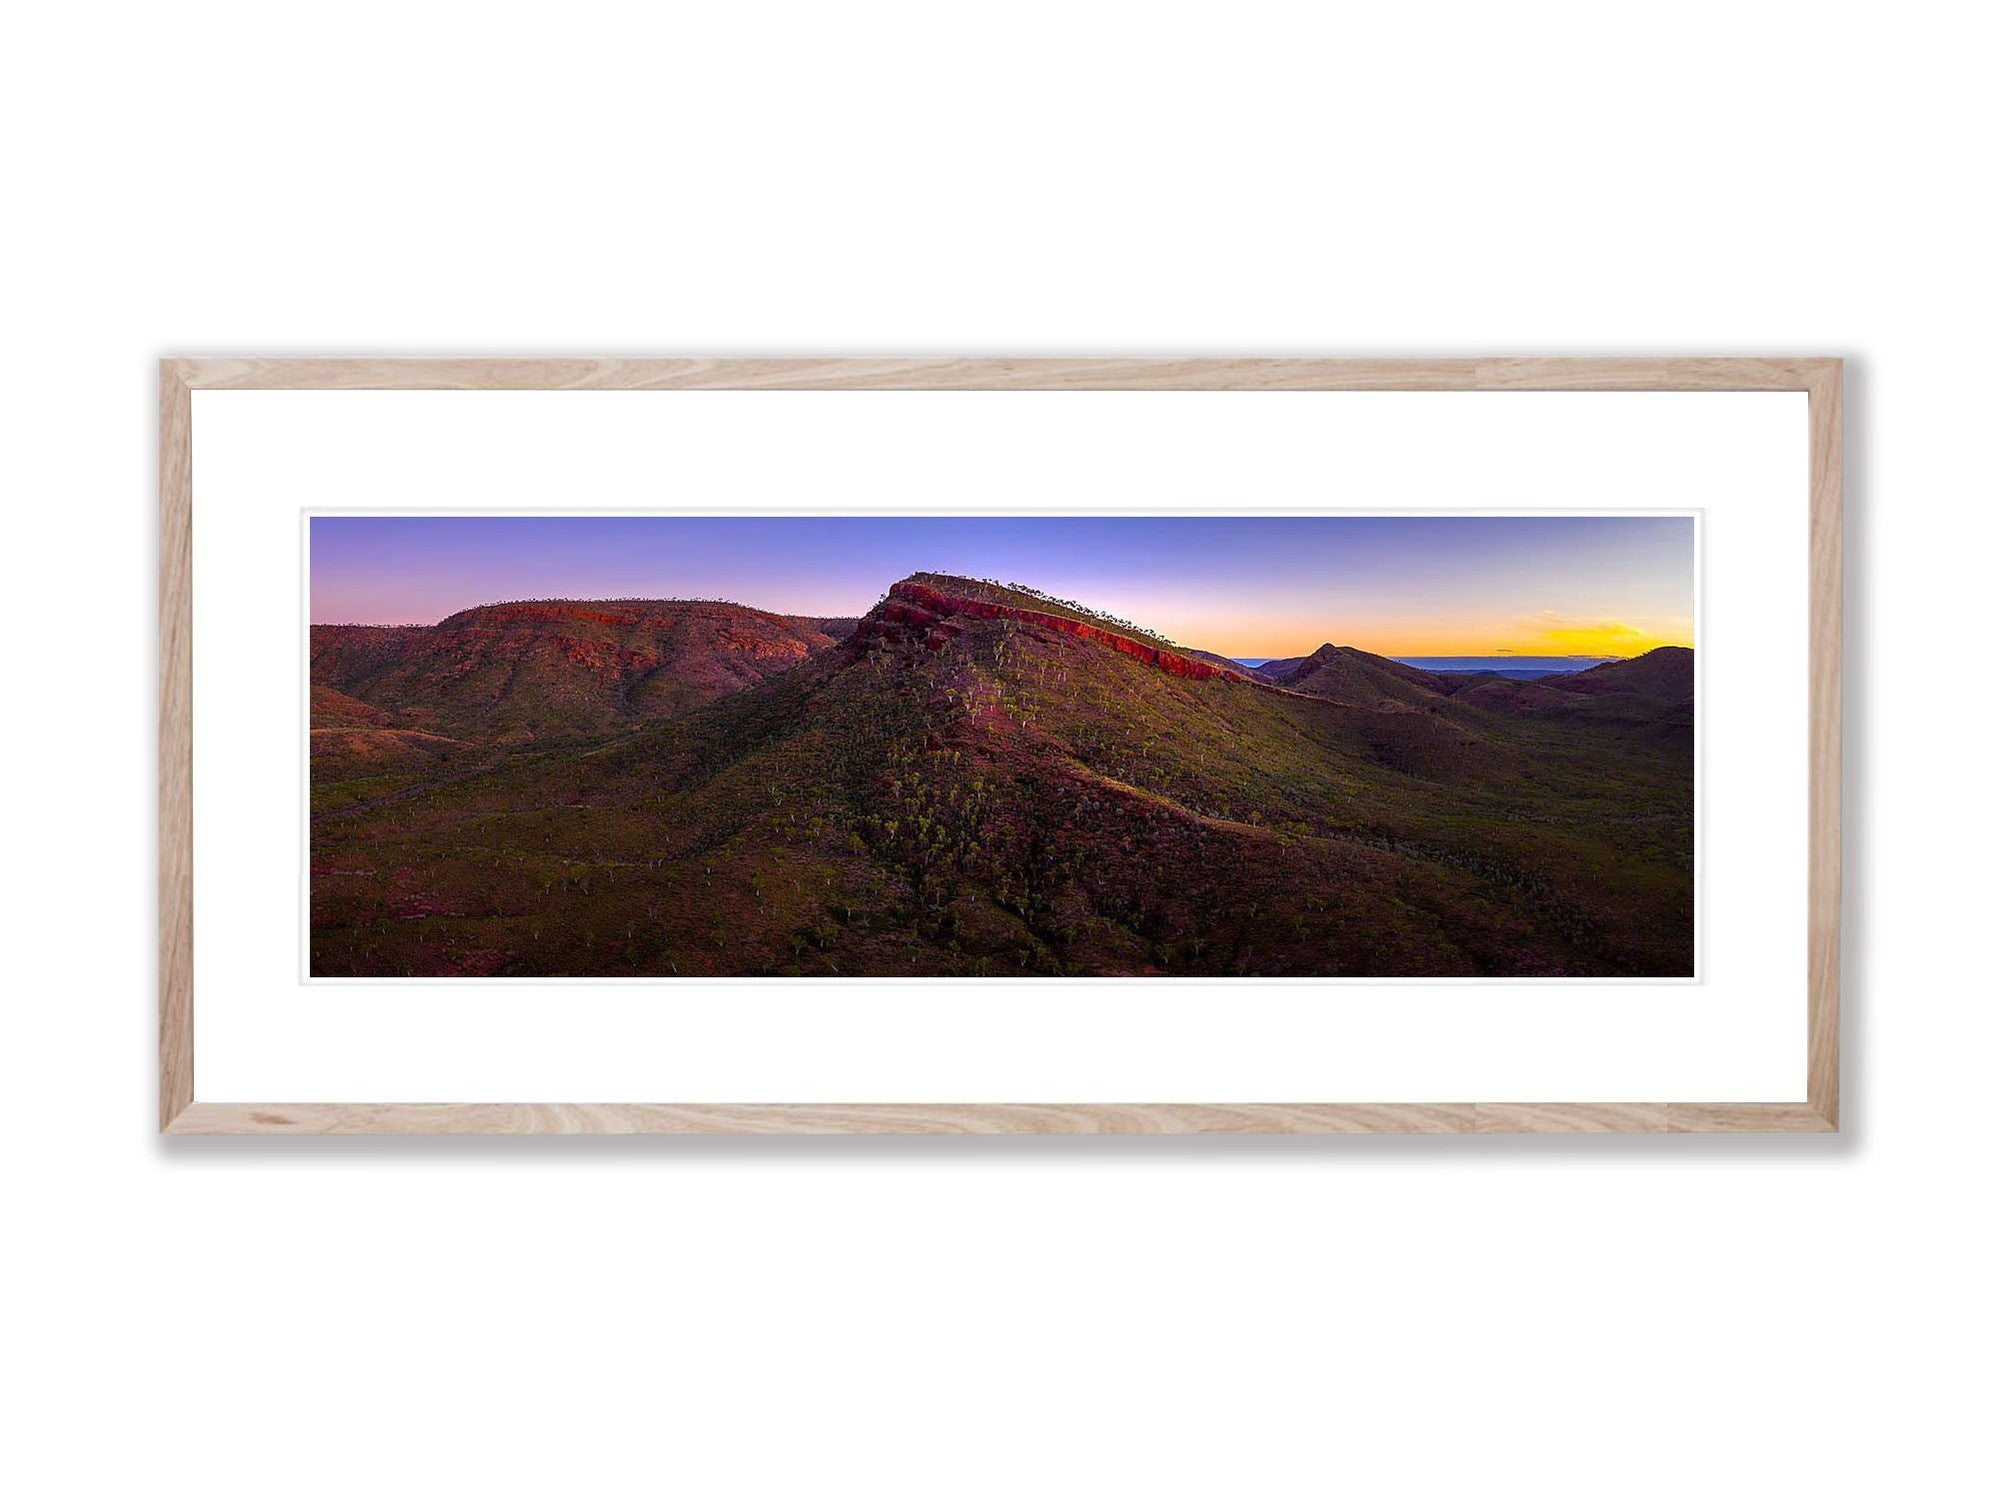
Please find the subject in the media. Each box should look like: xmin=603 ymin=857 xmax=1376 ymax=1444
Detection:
xmin=311 ymin=518 xmax=1696 ymax=660
xmin=306 ymin=592 xmax=1690 ymax=660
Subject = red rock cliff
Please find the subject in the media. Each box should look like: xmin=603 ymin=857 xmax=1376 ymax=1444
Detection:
xmin=853 ymin=580 xmax=1255 ymax=683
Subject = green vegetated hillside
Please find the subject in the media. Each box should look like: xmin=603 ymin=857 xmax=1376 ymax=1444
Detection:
xmin=1269 ymin=644 xmax=1461 ymax=708
xmin=310 ymin=574 xmax=1695 ymax=978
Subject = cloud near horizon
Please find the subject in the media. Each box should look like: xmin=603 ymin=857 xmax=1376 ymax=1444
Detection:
xmin=1495 ymin=612 xmax=1693 ymax=657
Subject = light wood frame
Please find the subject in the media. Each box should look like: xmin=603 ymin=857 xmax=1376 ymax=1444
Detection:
xmin=160 ymin=357 xmax=1841 ymax=1135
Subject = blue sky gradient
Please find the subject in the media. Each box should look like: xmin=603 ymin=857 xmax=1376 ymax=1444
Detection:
xmin=310 ymin=515 xmax=1694 ymax=657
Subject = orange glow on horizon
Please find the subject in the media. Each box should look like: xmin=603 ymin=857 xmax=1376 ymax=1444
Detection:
xmin=1153 ymin=609 xmax=1695 ymax=660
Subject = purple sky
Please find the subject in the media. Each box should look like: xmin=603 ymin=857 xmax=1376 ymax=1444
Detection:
xmin=309 ymin=515 xmax=1694 ymax=657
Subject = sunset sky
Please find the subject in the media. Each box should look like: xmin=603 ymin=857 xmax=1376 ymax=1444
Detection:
xmin=309 ymin=515 xmax=1695 ymax=658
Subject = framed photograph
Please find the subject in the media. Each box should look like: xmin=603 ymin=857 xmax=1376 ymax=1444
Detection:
xmin=160 ymin=357 xmax=1840 ymax=1134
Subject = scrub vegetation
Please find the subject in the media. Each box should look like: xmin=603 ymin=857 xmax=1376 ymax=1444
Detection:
xmin=310 ymin=575 xmax=1695 ymax=978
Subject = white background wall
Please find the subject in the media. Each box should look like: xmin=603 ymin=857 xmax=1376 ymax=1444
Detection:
xmin=4 ymin=4 xmax=1991 ymax=1495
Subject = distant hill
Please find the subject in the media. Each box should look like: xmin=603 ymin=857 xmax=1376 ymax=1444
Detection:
xmin=1545 ymin=645 xmax=1693 ymax=701
xmin=311 ymin=599 xmax=856 ymax=742
xmin=1437 ymin=646 xmax=1692 ymax=745
xmin=311 ymin=572 xmax=1695 ymax=979
xmin=1254 ymin=653 xmax=1309 ymax=681
xmin=1271 ymin=644 xmax=1456 ymax=709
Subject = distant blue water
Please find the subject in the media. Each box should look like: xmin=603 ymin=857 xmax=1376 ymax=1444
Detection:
xmin=1395 ymin=655 xmax=1618 ymax=679
xmin=1235 ymin=654 xmax=1617 ymax=680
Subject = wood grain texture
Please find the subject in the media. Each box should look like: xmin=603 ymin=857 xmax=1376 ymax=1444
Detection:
xmin=171 ymin=355 xmax=1842 ymax=393
xmin=1667 ymin=1103 xmax=1836 ymax=1133
xmin=159 ymin=356 xmax=1841 ymax=1136
xmin=165 ymin=1100 xmax=1837 ymax=1135
xmin=169 ymin=1102 xmax=1479 ymax=1135
xmin=1806 ymin=361 xmax=1843 ymax=1127
xmin=1473 ymin=1104 xmax=1670 ymax=1133
xmin=176 ymin=356 xmax=1485 ymax=391
xmin=1473 ymin=356 xmax=1837 ymax=391
xmin=159 ymin=362 xmax=193 ymax=1130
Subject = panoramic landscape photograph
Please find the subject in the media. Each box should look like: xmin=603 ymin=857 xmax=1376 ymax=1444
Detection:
xmin=309 ymin=515 xmax=1696 ymax=979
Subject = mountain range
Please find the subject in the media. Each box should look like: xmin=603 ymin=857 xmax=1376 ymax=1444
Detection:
xmin=310 ymin=573 xmax=1694 ymax=978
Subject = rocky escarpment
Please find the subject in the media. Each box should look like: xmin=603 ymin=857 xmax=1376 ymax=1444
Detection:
xmin=851 ymin=580 xmax=1257 ymax=682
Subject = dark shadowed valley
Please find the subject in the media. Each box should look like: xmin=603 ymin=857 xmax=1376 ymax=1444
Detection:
xmin=310 ymin=574 xmax=1694 ymax=978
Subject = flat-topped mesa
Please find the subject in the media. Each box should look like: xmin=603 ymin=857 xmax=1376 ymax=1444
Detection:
xmin=434 ymin=598 xmax=851 ymax=634
xmin=312 ymin=599 xmax=856 ymax=742
xmin=852 ymin=579 xmax=1252 ymax=683
xmin=438 ymin=600 xmax=657 ymax=631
